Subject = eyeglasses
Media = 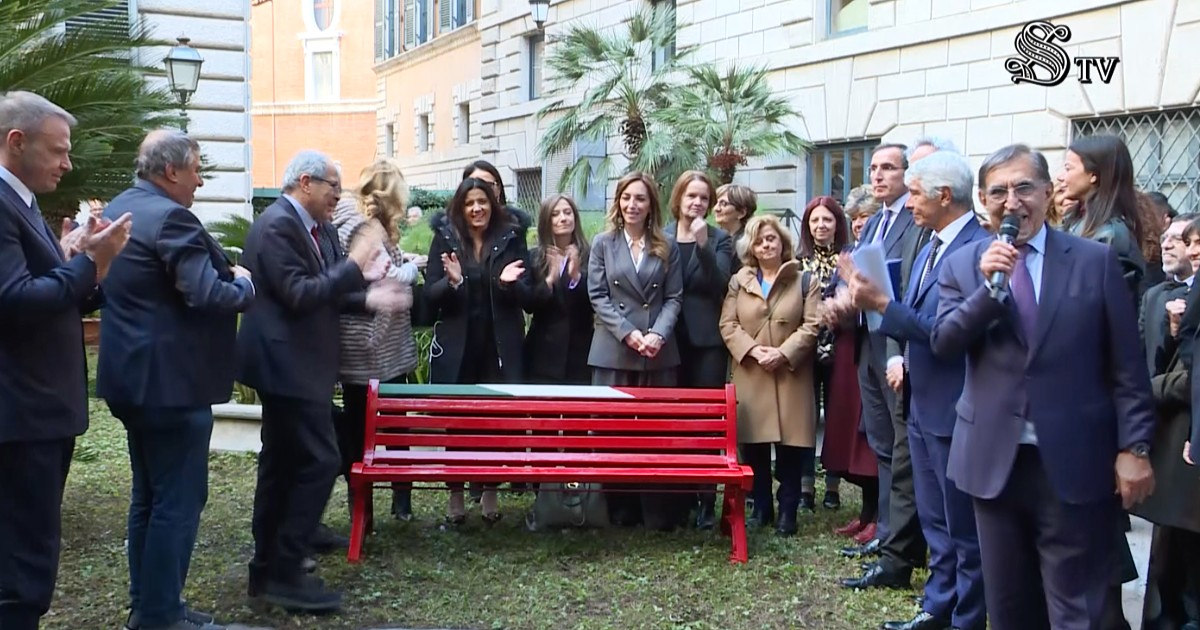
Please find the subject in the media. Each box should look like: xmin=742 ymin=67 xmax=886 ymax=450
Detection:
xmin=310 ymin=176 xmax=342 ymax=194
xmin=984 ymin=182 xmax=1042 ymax=204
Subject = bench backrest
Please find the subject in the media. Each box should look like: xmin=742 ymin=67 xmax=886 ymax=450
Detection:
xmin=363 ymin=382 xmax=739 ymax=466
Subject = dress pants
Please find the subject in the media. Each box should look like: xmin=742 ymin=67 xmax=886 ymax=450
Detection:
xmin=109 ymin=405 xmax=213 ymax=628
xmin=740 ymin=442 xmax=807 ymax=513
xmin=857 ymin=332 xmax=897 ymax=541
xmin=251 ymin=394 xmax=340 ymax=583
xmin=878 ymin=384 xmax=927 ymax=570
xmin=907 ymin=411 xmax=985 ymax=630
xmin=973 ymin=446 xmax=1118 ymax=630
xmin=0 ymin=438 xmax=74 ymax=630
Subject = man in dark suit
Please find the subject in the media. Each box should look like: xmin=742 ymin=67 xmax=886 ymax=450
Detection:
xmin=238 ymin=150 xmax=404 ymax=611
xmin=1141 ymin=214 xmax=1194 ymax=376
xmin=931 ymin=143 xmax=1156 ymax=630
xmin=0 ymin=91 xmax=132 ymax=630
xmin=98 ymin=130 xmax=254 ymax=630
xmin=828 ymin=143 xmax=928 ymax=579
xmin=847 ymin=151 xmax=989 ymax=630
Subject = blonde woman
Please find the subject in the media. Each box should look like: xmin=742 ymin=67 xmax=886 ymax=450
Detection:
xmin=587 ymin=171 xmax=685 ymax=531
xmin=332 ymin=158 xmax=419 ymax=522
xmin=720 ymin=214 xmax=821 ymax=537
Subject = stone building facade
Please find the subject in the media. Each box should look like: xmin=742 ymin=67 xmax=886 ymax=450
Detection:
xmin=372 ymin=0 xmax=1200 ymax=217
xmin=250 ymin=0 xmax=380 ymax=195
xmin=135 ymin=0 xmax=253 ymax=223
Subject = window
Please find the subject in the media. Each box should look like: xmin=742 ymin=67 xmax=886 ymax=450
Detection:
xmin=385 ymin=123 xmax=395 ymax=157
xmin=403 ymin=0 xmax=430 ymax=48
xmin=312 ymin=0 xmax=336 ymax=31
xmin=515 ymin=168 xmax=544 ymax=215
xmin=828 ymin=0 xmax=868 ymax=36
xmin=417 ymin=114 xmax=430 ymax=152
xmin=309 ymin=51 xmax=336 ymax=102
xmin=651 ymin=0 xmax=677 ymax=71
xmin=456 ymin=103 xmax=470 ymax=145
xmin=806 ymin=141 xmax=877 ymax=206
xmin=376 ymin=0 xmax=398 ymax=60
xmin=452 ymin=0 xmax=474 ymax=29
xmin=65 ymin=1 xmax=131 ymax=37
xmin=1073 ymin=108 xmax=1200 ymax=215
xmin=527 ymin=34 xmax=545 ymax=101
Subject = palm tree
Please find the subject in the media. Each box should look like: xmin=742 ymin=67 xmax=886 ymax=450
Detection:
xmin=0 ymin=0 xmax=183 ymax=232
xmin=536 ymin=2 xmax=691 ymax=198
xmin=656 ymin=63 xmax=812 ymax=186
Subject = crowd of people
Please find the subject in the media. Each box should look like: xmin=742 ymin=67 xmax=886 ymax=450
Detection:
xmin=0 ymin=86 xmax=1197 ymax=630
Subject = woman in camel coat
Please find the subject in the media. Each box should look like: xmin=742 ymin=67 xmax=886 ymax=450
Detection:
xmin=720 ymin=214 xmax=821 ymax=537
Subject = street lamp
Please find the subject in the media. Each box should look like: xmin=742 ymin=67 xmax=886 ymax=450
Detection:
xmin=163 ymin=36 xmax=204 ymax=133
xmin=529 ymin=0 xmax=549 ymax=30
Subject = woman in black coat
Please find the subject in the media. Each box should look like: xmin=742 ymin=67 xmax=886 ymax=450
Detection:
xmin=424 ymin=177 xmax=531 ymax=524
xmin=523 ymin=194 xmax=594 ymax=385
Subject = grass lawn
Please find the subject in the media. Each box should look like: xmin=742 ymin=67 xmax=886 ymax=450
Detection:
xmin=50 ymin=404 xmax=924 ymax=630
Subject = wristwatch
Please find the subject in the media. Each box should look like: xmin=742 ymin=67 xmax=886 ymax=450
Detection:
xmin=1127 ymin=441 xmax=1151 ymax=459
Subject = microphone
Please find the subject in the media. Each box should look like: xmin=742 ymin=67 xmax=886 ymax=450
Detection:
xmin=988 ymin=214 xmax=1021 ymax=300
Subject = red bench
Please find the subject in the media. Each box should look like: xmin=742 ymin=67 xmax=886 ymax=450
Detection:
xmin=347 ymin=382 xmax=754 ymax=563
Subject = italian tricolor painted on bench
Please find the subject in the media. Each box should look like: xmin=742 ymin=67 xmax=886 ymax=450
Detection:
xmin=377 ymin=384 xmax=638 ymax=399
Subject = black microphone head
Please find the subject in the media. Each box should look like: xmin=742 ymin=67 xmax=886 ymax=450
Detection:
xmin=998 ymin=214 xmax=1021 ymax=240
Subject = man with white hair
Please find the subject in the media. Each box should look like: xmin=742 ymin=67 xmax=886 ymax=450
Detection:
xmin=0 ymin=91 xmax=132 ymax=629
xmin=99 ymin=129 xmax=254 ymax=630
xmin=237 ymin=150 xmax=405 ymax=612
xmin=847 ymin=150 xmax=990 ymax=630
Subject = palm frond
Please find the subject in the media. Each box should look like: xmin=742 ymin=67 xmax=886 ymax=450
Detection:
xmin=1 ymin=0 xmax=188 ymax=227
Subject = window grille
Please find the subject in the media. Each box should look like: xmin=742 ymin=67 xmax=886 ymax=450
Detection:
xmin=1072 ymin=108 xmax=1200 ymax=215
xmin=514 ymin=168 xmax=544 ymax=215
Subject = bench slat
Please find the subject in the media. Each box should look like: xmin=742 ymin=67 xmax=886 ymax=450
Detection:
xmin=373 ymin=415 xmax=728 ymax=432
xmin=366 ymin=450 xmax=732 ymax=467
xmin=377 ymin=384 xmax=728 ymax=402
xmin=377 ymin=398 xmax=727 ymax=417
xmin=374 ymin=433 xmax=728 ymax=450
xmin=355 ymin=465 xmax=752 ymax=486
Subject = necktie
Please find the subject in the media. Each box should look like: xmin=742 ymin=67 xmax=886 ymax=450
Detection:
xmin=873 ymin=209 xmax=893 ymax=244
xmin=917 ymin=234 xmax=941 ymax=293
xmin=1010 ymin=244 xmax=1038 ymax=342
xmin=310 ymin=225 xmax=328 ymax=267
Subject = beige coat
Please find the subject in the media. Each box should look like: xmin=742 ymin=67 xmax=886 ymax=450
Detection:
xmin=719 ymin=260 xmax=821 ymax=446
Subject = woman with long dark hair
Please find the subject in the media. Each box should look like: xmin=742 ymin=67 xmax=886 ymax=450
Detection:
xmin=425 ymin=176 xmax=531 ymax=525
xmin=1057 ymin=134 xmax=1147 ymax=302
xmin=523 ymin=194 xmax=594 ymax=385
xmin=462 ymin=159 xmax=533 ymax=239
xmin=587 ymin=171 xmax=685 ymax=530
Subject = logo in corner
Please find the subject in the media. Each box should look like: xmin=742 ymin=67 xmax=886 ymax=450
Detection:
xmin=1004 ymin=21 xmax=1121 ymax=86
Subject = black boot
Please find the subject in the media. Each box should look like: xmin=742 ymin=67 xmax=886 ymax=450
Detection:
xmin=695 ymin=493 xmax=717 ymax=530
xmin=799 ymin=492 xmax=816 ymax=512
xmin=390 ymin=484 xmax=412 ymax=521
xmin=776 ymin=507 xmax=798 ymax=537
xmin=749 ymin=502 xmax=774 ymax=527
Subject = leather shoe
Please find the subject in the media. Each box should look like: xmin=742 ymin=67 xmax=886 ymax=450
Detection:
xmin=840 ymin=563 xmax=912 ymax=590
xmin=262 ymin=574 xmax=342 ymax=613
xmin=776 ymin=510 xmax=798 ymax=537
xmin=309 ymin=523 xmax=349 ymax=554
xmin=880 ymin=611 xmax=949 ymax=630
xmin=834 ymin=518 xmax=864 ymax=537
xmin=839 ymin=538 xmax=882 ymax=558
xmin=749 ymin=504 xmax=774 ymax=528
xmin=695 ymin=502 xmax=716 ymax=530
xmin=798 ymin=492 xmax=816 ymax=512
xmin=853 ymin=521 xmax=878 ymax=544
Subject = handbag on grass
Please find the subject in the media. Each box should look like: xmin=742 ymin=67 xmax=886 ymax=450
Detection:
xmin=525 ymin=482 xmax=610 ymax=531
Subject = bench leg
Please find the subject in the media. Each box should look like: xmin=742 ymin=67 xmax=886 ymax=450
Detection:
xmin=719 ymin=485 xmax=735 ymax=538
xmin=725 ymin=485 xmax=749 ymax=564
xmin=347 ymin=479 xmax=371 ymax=563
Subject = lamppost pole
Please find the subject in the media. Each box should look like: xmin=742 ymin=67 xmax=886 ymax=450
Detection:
xmin=164 ymin=36 xmax=204 ymax=134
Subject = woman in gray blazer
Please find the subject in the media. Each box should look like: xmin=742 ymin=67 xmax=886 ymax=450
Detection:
xmin=587 ymin=171 xmax=685 ymax=530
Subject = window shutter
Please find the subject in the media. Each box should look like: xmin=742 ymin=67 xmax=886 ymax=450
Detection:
xmin=464 ymin=0 xmax=474 ymax=22
xmin=375 ymin=0 xmax=386 ymax=60
xmin=439 ymin=0 xmax=452 ymax=34
xmin=403 ymin=0 xmax=416 ymax=49
xmin=65 ymin=0 xmax=131 ymax=37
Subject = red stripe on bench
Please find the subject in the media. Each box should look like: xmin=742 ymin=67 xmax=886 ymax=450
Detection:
xmin=353 ymin=465 xmax=751 ymax=485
